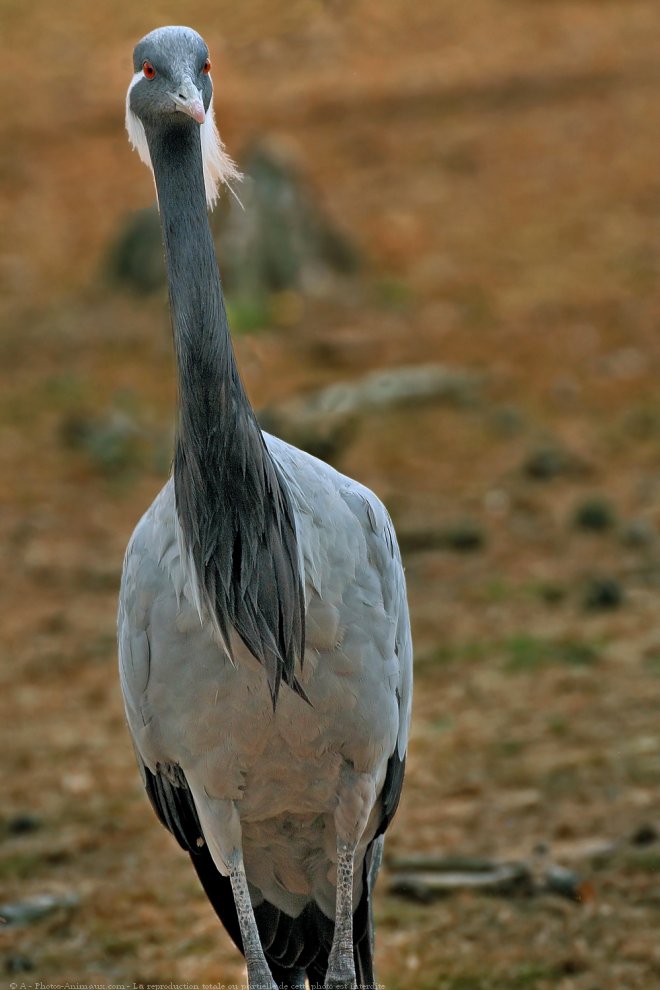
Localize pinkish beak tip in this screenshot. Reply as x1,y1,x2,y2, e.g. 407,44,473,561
190,101,206,124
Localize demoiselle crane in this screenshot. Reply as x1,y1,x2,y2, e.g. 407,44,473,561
118,26,412,990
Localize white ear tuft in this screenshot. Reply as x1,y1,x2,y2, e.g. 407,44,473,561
200,98,242,209
125,73,153,173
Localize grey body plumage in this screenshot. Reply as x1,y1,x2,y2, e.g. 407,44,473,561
119,26,412,990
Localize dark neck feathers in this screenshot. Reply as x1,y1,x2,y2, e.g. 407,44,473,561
147,121,305,705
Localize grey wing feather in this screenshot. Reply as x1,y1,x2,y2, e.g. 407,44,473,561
340,482,412,834
268,435,413,831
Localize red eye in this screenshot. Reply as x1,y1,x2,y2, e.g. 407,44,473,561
143,61,156,79
202,58,212,74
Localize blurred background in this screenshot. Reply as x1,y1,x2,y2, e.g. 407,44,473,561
2,1,660,987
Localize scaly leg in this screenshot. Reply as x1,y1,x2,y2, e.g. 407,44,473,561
229,850,278,990
325,764,377,990
325,838,358,990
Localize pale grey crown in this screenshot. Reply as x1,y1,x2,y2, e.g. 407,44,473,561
129,26,212,124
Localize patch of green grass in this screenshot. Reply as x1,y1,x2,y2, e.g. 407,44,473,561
96,931,139,958
498,737,527,757
504,634,599,671
419,634,601,676
375,899,432,929
480,577,513,603
623,850,660,874
86,631,118,659
42,372,87,407
430,715,454,734
0,851,48,881
621,403,660,442
373,276,414,309
527,580,567,606
547,715,570,737
451,282,496,328
643,651,660,675
225,294,272,333
418,640,491,672
487,404,525,437
542,764,581,796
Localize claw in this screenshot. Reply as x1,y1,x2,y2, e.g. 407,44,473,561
325,970,357,990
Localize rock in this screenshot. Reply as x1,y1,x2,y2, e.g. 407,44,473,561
0,892,80,927
215,139,360,300
388,852,586,904
389,863,532,902
259,364,482,458
60,409,146,476
106,207,164,294
543,864,584,901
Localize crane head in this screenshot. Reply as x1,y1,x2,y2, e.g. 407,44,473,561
126,25,241,208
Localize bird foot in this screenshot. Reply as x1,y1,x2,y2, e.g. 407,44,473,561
324,964,357,990
246,964,278,990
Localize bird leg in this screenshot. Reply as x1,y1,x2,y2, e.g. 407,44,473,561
228,850,278,990
325,838,358,990
326,765,377,990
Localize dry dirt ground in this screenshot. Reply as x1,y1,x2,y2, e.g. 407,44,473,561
2,2,660,988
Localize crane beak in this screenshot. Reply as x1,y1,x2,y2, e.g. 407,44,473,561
170,82,206,124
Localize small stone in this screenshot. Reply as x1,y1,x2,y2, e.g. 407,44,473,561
544,864,584,901
484,489,510,516
621,518,656,547
0,893,80,927
6,814,42,836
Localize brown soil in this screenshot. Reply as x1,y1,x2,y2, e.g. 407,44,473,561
2,2,660,988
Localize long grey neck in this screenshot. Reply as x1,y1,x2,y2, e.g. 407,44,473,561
149,124,250,462
146,120,305,705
